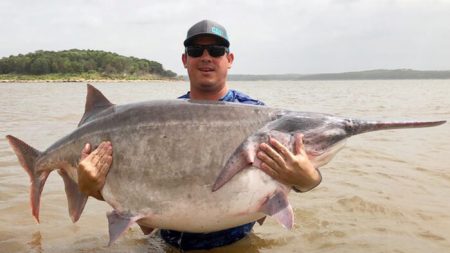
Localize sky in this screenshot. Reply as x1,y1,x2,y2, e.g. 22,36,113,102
1,0,449,75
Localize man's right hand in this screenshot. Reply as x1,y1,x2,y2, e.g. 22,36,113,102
78,141,113,200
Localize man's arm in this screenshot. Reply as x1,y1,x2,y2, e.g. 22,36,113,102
256,133,322,192
78,141,113,200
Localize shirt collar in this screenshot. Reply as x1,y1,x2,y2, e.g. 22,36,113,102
178,90,234,101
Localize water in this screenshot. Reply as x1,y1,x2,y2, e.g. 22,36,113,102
0,80,449,252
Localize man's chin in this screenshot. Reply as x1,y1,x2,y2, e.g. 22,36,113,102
196,77,217,88
198,82,219,91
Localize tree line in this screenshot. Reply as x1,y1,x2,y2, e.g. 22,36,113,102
227,69,450,81
0,49,177,78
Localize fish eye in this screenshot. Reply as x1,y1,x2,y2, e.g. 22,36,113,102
343,119,354,133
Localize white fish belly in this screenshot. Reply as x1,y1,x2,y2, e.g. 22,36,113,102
104,168,282,233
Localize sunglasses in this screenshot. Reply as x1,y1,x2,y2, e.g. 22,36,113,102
185,45,229,58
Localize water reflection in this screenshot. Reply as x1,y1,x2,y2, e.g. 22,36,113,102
27,231,42,253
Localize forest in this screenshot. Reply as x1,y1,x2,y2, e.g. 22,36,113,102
0,49,177,78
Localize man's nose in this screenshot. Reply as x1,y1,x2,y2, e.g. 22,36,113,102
199,49,213,61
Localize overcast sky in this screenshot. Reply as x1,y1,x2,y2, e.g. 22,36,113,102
1,0,449,75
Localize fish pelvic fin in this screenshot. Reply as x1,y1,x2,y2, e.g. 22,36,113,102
259,190,294,229
212,130,293,192
78,84,114,126
58,169,88,223
6,135,47,223
107,210,143,246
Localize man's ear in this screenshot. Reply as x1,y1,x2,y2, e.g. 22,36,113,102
227,52,234,69
182,53,188,68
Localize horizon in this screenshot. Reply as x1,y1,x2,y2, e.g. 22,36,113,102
2,49,449,76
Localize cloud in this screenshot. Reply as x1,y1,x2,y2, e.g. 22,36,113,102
1,0,449,74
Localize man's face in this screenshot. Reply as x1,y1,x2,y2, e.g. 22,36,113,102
182,36,234,95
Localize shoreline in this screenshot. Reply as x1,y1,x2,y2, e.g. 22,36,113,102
0,78,182,83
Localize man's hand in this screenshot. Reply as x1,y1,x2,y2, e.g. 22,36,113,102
78,141,113,200
256,134,322,192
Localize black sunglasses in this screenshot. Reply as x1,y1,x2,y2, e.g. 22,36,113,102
185,45,229,58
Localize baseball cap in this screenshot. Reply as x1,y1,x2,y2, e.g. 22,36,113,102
184,20,230,48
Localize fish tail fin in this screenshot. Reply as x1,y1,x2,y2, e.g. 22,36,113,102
6,135,48,223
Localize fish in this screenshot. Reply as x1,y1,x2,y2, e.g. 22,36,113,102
5,84,446,245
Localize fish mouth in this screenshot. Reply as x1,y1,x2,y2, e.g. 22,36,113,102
306,140,347,168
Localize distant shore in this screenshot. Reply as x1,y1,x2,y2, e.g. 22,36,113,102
0,79,180,83
3,69,450,83
0,74,182,83
226,69,450,81
181,69,450,81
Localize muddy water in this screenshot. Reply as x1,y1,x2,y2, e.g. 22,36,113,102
0,80,449,252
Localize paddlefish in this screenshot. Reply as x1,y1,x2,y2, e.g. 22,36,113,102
6,84,446,245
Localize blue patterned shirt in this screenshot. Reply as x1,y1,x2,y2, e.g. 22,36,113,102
178,89,265,105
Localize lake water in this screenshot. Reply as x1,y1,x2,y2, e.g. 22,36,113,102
0,80,449,253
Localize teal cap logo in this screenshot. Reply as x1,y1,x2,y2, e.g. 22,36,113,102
211,26,227,39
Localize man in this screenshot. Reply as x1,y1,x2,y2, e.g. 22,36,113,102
78,20,322,250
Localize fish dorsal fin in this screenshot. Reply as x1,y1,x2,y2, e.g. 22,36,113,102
78,84,114,126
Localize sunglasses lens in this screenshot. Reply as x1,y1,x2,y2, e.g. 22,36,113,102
208,46,226,57
186,46,228,58
187,47,204,57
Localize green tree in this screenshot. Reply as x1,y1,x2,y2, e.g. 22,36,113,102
30,57,50,75
0,49,177,77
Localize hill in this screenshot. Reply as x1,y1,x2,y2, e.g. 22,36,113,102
227,69,450,81
0,49,177,81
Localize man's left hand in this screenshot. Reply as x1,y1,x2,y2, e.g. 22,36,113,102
256,134,321,192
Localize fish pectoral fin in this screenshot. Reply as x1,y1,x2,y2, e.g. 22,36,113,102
212,140,258,192
107,210,142,246
58,169,88,223
259,191,294,229
212,130,293,192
